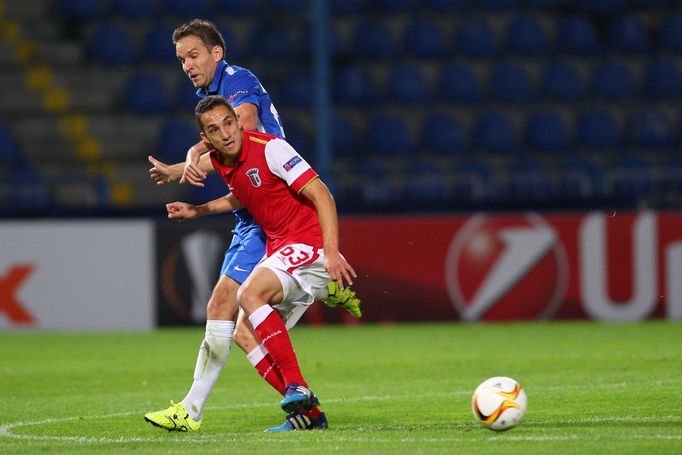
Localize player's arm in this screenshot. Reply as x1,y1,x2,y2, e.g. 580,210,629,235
300,178,357,289
148,143,214,186
234,102,259,132
166,192,243,221
180,141,216,187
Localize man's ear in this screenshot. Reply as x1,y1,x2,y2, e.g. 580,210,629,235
212,45,224,62
200,132,212,148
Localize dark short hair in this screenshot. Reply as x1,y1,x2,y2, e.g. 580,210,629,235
195,95,236,131
172,19,226,55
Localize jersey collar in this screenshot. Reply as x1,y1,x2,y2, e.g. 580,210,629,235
196,60,228,97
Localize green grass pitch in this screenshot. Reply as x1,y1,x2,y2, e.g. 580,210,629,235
1,322,681,454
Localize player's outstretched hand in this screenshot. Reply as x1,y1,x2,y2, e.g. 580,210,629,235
166,202,198,222
148,155,174,185
325,251,357,290
179,162,207,187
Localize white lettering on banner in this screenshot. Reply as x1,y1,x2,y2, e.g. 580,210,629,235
666,243,682,319
580,212,657,321
181,231,224,322
462,227,556,321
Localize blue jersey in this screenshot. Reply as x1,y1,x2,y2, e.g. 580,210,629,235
197,60,285,235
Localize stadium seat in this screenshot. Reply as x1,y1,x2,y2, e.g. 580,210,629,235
212,0,259,15
504,158,554,202
163,0,211,16
280,119,312,159
175,77,199,111
626,108,675,148
606,14,650,54
561,156,604,200
608,154,654,202
332,113,362,156
539,62,585,102
4,167,51,210
423,0,470,11
333,66,375,105
216,23,248,60
156,119,200,164
351,21,395,58
366,114,414,156
88,24,136,64
524,110,572,152
488,62,534,103
0,123,24,166
453,19,498,57
56,0,108,18
557,15,601,55
526,0,571,6
386,65,431,104
279,73,313,108
111,0,158,18
403,19,447,59
657,14,682,52
473,110,519,154
252,26,297,60
263,0,309,14
143,24,177,64
643,59,682,99
590,62,636,100
330,0,365,14
504,16,549,56
420,112,468,155
577,0,624,13
576,109,622,149
479,0,523,10
408,161,451,206
438,64,484,104
124,72,172,115
370,0,412,13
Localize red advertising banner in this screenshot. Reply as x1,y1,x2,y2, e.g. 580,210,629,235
328,211,682,323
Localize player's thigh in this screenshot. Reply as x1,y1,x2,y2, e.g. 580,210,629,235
237,267,284,315
221,230,266,285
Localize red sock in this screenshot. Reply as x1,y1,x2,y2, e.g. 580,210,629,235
302,406,322,418
250,307,307,387
254,353,286,395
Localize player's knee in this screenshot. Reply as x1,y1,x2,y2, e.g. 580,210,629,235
206,277,240,318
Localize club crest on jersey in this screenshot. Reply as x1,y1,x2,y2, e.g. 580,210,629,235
246,168,261,187
283,156,302,171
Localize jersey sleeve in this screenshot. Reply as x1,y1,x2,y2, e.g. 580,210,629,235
264,138,317,192
218,67,260,107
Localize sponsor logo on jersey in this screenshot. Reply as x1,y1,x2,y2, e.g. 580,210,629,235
228,90,249,103
283,156,302,171
246,168,262,187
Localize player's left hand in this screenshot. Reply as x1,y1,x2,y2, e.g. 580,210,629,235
325,251,357,290
166,202,198,221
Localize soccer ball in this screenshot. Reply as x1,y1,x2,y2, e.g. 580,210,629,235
471,376,527,431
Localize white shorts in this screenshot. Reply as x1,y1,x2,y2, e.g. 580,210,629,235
255,243,329,329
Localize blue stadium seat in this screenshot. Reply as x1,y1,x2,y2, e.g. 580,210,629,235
524,110,572,152
527,0,571,6
577,0,624,13
576,109,622,149
367,114,414,156
505,16,549,56
488,62,534,103
88,24,136,64
504,158,554,202
216,23,248,60
156,119,200,164
420,113,468,155
386,65,431,104
539,62,585,102
213,0,259,15
371,0,412,13
332,113,361,156
0,123,24,166
473,110,519,154
657,14,682,52
56,0,108,18
408,161,451,206
606,14,650,54
143,24,177,63
4,167,50,210
557,15,601,55
643,59,682,99
280,119,312,159
454,19,498,57
562,156,604,199
480,0,523,10
438,64,483,104
175,77,199,111
251,27,297,60
424,0,470,11
333,66,375,105
330,0,365,14
279,73,313,108
590,62,636,100
111,0,158,18
403,19,447,58
352,21,395,58
162,0,211,16
626,108,675,148
125,72,172,115
609,154,654,202
263,0,309,14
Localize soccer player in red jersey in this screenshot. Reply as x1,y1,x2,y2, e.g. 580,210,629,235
164,95,356,431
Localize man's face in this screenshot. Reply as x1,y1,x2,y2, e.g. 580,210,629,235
200,105,243,160
175,35,221,89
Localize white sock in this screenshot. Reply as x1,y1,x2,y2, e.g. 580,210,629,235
182,320,234,420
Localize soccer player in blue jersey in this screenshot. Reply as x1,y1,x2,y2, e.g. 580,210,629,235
144,19,358,433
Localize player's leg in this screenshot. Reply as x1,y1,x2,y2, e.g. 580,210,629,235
145,241,243,431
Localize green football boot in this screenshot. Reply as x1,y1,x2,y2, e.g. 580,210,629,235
144,401,202,432
324,281,362,318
